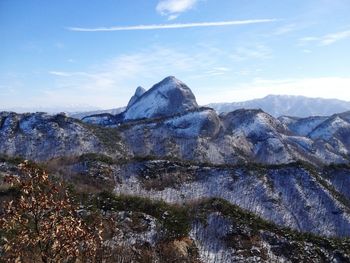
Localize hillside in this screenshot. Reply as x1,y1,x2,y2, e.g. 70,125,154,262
1,77,350,262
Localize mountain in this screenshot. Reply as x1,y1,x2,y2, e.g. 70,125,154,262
68,107,125,120
280,112,350,156
126,86,146,110
124,76,199,121
2,156,349,262
1,76,350,262
1,158,349,262
74,94,350,121
207,95,350,117
0,111,129,160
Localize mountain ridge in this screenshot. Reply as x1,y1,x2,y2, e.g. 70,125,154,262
73,94,350,120
208,94,350,117
1,76,350,258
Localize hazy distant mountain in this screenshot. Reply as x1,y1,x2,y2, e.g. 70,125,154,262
72,94,350,121
0,106,101,115
69,107,125,120
207,95,350,117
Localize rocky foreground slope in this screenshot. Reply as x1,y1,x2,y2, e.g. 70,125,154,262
1,157,350,262
1,76,350,262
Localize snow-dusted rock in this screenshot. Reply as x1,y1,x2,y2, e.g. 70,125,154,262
124,76,199,121
279,115,328,136
126,86,146,110
0,112,129,161
82,113,117,126
114,160,350,238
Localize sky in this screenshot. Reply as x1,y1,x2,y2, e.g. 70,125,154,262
1,0,350,112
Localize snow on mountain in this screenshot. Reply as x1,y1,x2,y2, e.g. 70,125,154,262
2,76,350,259
208,95,350,117
81,113,117,126
124,76,199,121
222,109,288,138
126,86,146,110
278,116,328,136
338,111,350,122
114,160,350,238
0,111,129,160
221,109,294,164
73,77,350,166
164,109,221,138
309,116,350,140
75,93,350,122
281,112,350,157
69,107,125,120
3,77,350,166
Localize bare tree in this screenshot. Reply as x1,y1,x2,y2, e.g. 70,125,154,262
0,162,102,263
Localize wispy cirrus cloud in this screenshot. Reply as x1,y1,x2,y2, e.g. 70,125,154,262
156,0,197,20
46,46,232,107
230,44,272,61
49,71,74,77
300,29,350,46
273,23,298,35
67,19,277,32
49,71,90,77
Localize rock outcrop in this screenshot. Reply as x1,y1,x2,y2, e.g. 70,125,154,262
124,76,199,121
126,86,146,110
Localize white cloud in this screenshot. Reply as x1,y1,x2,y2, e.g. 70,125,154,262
273,23,297,35
300,29,350,46
156,0,197,19
205,67,231,76
53,42,65,49
320,30,350,45
49,71,73,77
67,19,277,32
46,46,228,108
230,44,272,61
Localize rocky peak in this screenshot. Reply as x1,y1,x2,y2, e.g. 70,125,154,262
123,76,199,121
126,86,146,110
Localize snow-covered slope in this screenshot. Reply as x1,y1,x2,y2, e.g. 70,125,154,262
69,107,125,120
0,112,129,160
208,95,350,117
3,77,350,166
111,159,350,238
126,86,146,110
124,76,199,121
117,107,348,165
281,113,350,157
278,116,328,136
74,77,350,166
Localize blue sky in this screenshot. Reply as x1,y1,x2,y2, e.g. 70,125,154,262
1,0,350,112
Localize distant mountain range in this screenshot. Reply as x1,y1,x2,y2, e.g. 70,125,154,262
69,107,125,120
207,95,350,117
70,94,350,120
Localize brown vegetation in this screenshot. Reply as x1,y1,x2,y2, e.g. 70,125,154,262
0,162,102,263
